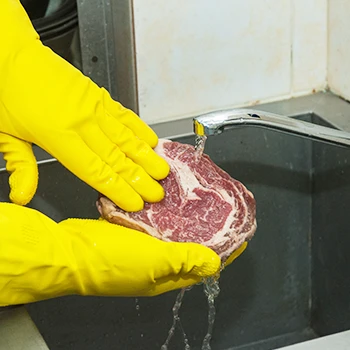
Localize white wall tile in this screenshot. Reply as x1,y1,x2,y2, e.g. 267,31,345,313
292,0,327,95
133,0,328,124
328,0,350,100
134,0,292,124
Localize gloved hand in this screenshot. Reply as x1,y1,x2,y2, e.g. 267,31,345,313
0,0,169,212
0,134,247,305
0,202,223,306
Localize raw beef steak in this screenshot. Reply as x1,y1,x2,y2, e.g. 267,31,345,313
97,139,257,261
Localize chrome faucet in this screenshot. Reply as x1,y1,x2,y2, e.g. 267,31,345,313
193,108,350,148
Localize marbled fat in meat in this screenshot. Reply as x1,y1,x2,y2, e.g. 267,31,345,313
97,139,257,261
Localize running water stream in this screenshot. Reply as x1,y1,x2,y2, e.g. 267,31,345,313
160,288,191,350
161,135,220,349
194,135,207,161
201,277,220,350
160,278,220,350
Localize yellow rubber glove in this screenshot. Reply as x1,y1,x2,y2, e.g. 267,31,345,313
0,0,169,212
0,133,38,205
0,202,223,306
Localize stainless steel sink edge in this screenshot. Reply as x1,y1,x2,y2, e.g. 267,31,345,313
277,330,350,350
0,307,49,350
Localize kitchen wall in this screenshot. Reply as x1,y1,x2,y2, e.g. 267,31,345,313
328,0,350,101
133,0,327,124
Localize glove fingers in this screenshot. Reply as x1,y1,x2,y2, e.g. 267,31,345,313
98,112,170,181
0,133,38,205
224,242,248,267
156,241,221,278
145,275,202,296
82,125,165,203
59,219,221,296
147,242,248,296
52,135,144,211
137,241,220,296
102,90,159,148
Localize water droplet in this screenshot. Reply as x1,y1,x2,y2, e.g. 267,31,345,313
135,298,141,314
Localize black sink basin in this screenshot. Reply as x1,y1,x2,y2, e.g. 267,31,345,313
0,92,349,349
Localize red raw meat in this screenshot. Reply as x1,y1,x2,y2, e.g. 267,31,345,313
97,139,257,261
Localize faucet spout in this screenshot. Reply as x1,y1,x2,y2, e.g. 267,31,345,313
193,108,350,148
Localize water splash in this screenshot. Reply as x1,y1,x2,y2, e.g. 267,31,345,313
194,135,207,162
161,288,191,350
201,277,220,350
160,277,220,350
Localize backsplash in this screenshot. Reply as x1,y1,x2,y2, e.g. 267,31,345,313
133,0,327,124
328,0,350,101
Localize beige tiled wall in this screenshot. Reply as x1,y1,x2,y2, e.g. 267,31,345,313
292,0,327,95
328,0,350,101
133,0,327,124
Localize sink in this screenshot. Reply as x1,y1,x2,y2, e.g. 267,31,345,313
0,92,350,349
